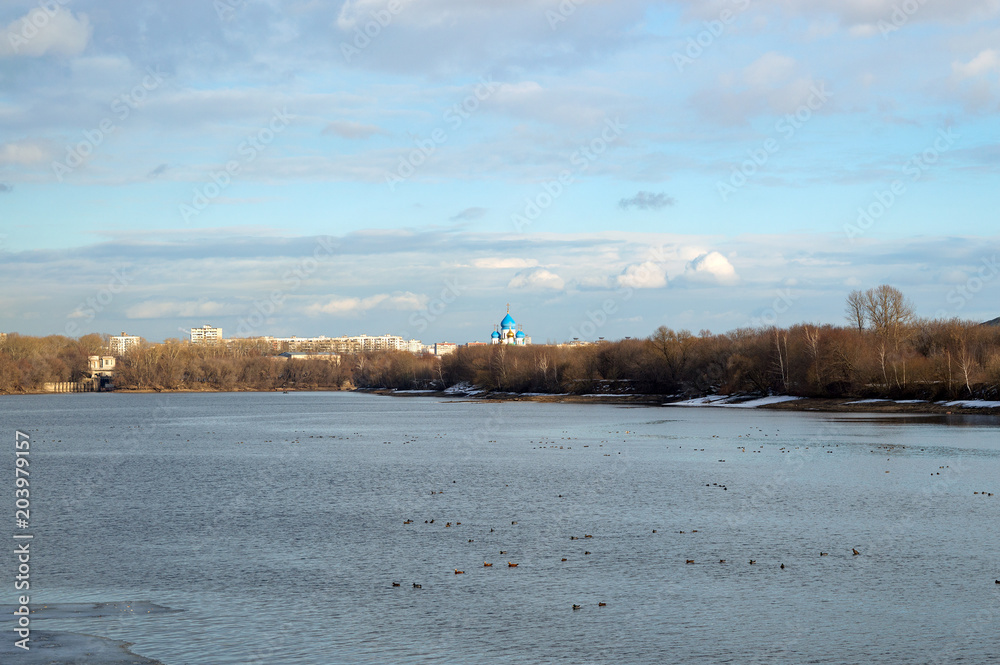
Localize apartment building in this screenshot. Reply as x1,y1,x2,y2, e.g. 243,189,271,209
109,332,141,356
190,325,223,344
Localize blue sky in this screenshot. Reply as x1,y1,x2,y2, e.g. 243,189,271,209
1,0,998,343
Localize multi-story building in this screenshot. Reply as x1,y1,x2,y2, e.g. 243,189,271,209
87,355,116,375
240,334,428,354
433,343,457,356
350,334,400,352
405,339,427,354
190,325,223,344
261,336,359,354
109,332,141,356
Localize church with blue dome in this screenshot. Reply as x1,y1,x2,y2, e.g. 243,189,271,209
491,304,530,346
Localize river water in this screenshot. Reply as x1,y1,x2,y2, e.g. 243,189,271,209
2,391,999,664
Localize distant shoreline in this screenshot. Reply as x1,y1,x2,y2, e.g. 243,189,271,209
3,386,999,415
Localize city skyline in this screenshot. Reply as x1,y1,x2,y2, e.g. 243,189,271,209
1,2,998,343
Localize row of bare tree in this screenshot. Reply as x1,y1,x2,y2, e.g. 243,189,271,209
1,287,997,398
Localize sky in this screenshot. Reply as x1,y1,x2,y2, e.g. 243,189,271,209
1,0,998,344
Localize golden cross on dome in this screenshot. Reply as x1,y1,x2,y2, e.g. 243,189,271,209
506,302,510,313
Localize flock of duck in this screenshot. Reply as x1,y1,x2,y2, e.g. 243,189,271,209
390,514,884,608
390,512,617,607
685,547,861,567
385,424,1000,607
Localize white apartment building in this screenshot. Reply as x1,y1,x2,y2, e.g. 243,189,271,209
242,334,428,354
190,325,223,344
109,332,141,356
405,339,427,354
433,343,457,356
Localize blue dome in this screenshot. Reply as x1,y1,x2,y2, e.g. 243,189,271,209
491,331,501,339
515,330,526,338
501,313,516,329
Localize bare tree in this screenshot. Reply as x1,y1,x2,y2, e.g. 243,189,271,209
803,325,822,391
860,285,916,388
772,327,789,393
863,285,915,351
845,289,867,334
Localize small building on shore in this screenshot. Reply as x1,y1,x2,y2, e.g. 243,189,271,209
88,355,116,376
275,352,341,364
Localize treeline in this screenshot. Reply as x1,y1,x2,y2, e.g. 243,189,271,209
0,333,106,390
2,287,998,399
369,287,1000,400
111,341,354,391
0,335,354,393
430,317,1000,400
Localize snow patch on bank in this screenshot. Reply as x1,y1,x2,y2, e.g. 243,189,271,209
942,400,1000,409
844,399,929,405
667,395,803,408
443,382,485,396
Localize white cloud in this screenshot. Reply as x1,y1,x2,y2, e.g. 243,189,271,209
306,292,428,316
493,80,545,102
474,257,539,269
0,8,92,58
681,251,740,286
508,268,565,291
0,140,49,166
952,49,1000,80
743,52,797,88
335,0,420,30
848,23,879,38
735,0,1000,28
125,300,239,319
322,120,387,139
616,261,668,289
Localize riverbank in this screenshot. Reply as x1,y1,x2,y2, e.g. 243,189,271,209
5,385,999,415
377,388,1000,415
0,385,347,396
